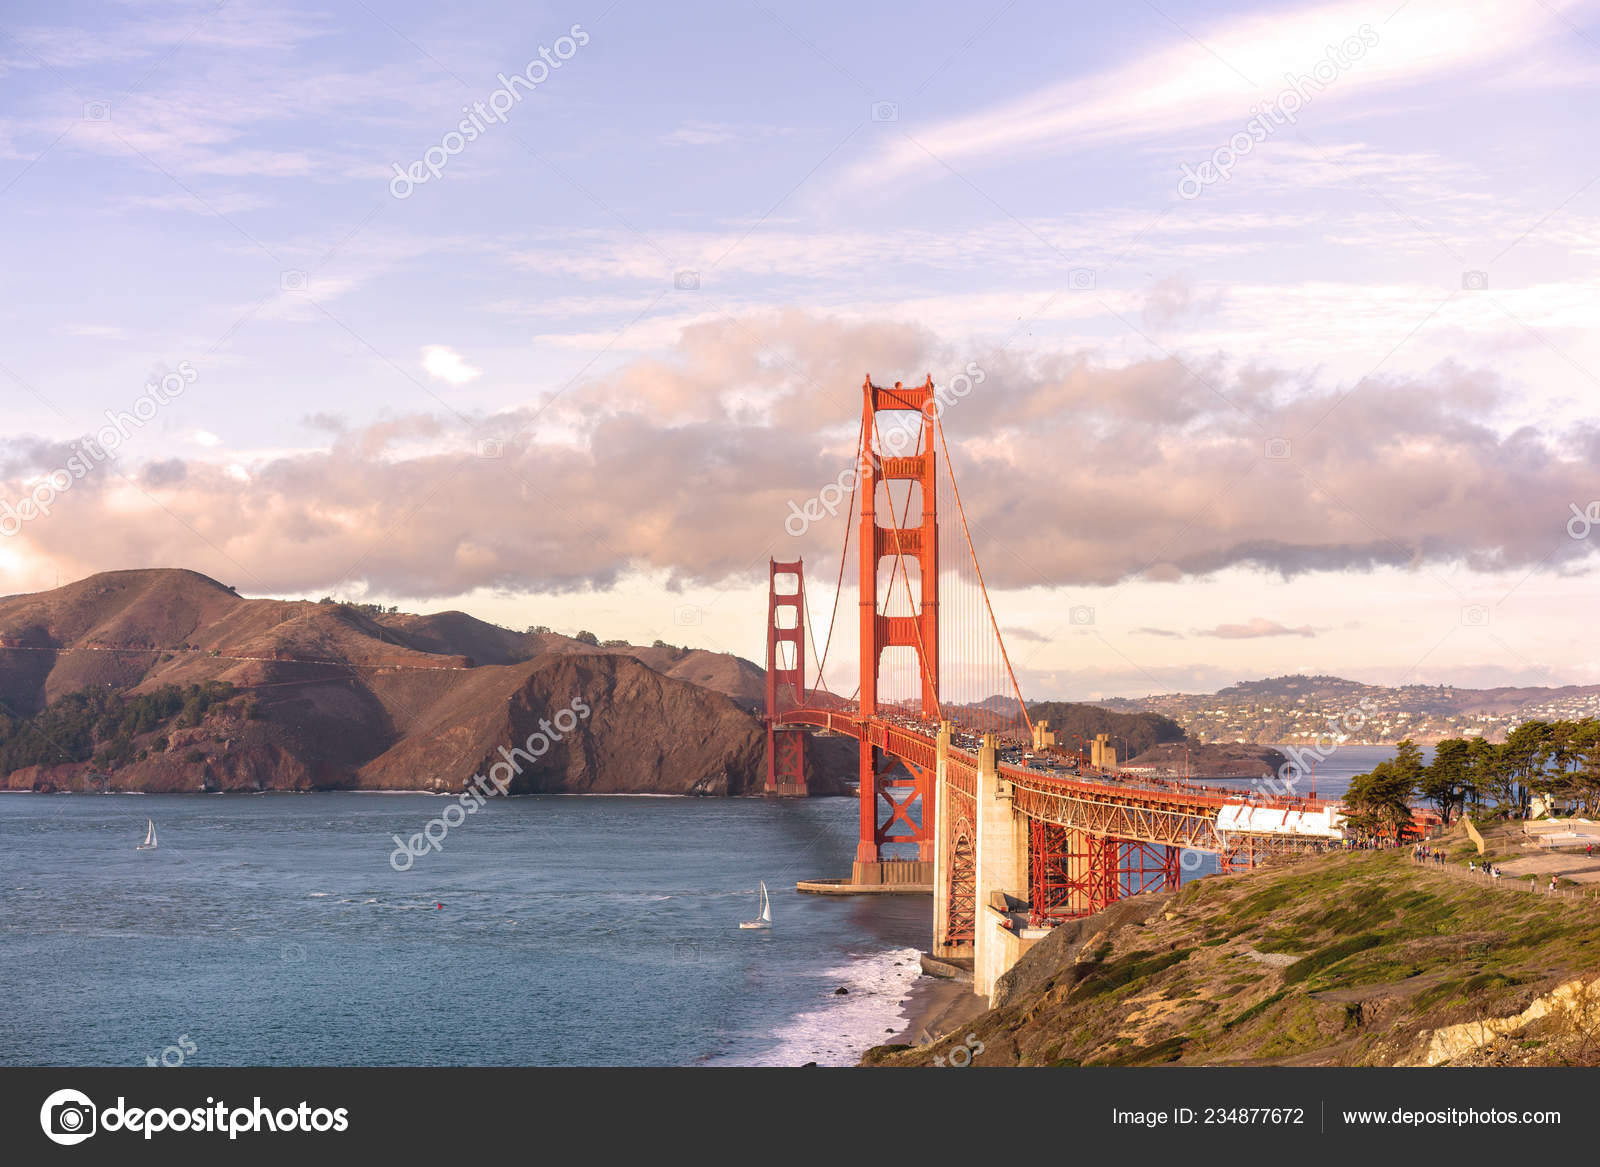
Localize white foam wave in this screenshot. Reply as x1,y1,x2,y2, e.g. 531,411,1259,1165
710,948,924,1067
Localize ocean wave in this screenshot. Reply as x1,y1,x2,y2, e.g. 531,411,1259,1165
707,947,924,1067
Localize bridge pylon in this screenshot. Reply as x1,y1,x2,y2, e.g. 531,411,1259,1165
764,559,808,797
854,375,938,880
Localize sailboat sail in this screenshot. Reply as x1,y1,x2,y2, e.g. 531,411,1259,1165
137,819,157,850
739,880,773,929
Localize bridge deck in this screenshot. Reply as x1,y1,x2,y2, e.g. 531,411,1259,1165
776,708,1334,853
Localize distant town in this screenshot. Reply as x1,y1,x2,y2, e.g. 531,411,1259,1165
1095,674,1600,745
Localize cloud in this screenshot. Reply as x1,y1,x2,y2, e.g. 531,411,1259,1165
661,121,740,146
1004,627,1050,643
0,311,1595,600
1197,618,1322,639
139,459,186,488
1141,276,1202,331
125,191,274,215
420,346,481,386
1133,627,1185,639
191,430,222,448
836,0,1578,190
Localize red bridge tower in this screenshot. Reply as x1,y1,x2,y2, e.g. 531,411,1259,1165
856,375,938,879
764,559,808,796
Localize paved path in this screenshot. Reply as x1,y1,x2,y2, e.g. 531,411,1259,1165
1409,854,1600,903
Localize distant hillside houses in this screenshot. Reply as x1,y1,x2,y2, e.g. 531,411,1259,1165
1096,674,1600,745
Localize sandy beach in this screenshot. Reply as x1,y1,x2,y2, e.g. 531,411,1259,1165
888,973,988,1048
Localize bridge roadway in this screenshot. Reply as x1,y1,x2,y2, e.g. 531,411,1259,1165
776,707,1334,856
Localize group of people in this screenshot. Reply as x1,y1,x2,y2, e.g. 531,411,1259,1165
1465,859,1505,880
1422,850,1569,893
1345,835,1398,850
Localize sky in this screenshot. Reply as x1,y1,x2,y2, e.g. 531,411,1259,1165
1,0,1598,700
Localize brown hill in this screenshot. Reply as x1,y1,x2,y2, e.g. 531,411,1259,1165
358,652,763,795
371,609,765,709
0,569,837,796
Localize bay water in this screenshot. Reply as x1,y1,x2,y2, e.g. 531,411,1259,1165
0,792,926,1067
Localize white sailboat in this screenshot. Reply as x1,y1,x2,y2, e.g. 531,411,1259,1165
739,881,772,930
136,819,158,851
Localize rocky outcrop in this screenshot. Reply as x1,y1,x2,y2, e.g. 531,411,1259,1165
1409,977,1600,1066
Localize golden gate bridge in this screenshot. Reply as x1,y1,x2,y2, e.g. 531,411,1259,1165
762,375,1339,998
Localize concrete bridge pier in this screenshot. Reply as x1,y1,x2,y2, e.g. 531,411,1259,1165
974,732,1037,1001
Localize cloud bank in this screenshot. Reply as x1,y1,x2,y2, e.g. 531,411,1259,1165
2,312,1594,600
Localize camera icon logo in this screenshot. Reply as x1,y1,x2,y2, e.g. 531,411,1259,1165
1462,270,1488,291
674,270,700,291
280,270,308,292
1265,437,1292,460
280,941,308,963
1067,267,1096,291
871,101,899,122
476,438,504,460
1069,605,1095,626
1461,604,1490,627
672,941,702,963
83,101,111,122
40,1088,97,1146
674,604,702,627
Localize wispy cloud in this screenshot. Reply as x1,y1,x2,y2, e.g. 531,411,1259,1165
661,121,740,146
1197,618,1322,639
837,0,1581,189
